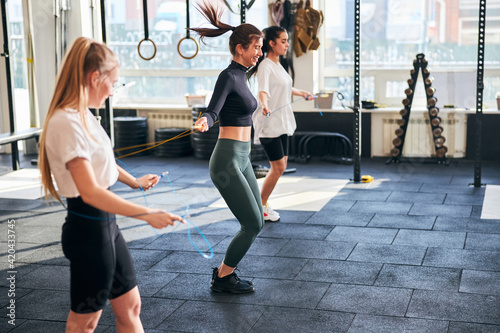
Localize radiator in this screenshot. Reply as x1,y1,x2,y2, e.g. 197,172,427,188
137,111,192,143
382,113,466,158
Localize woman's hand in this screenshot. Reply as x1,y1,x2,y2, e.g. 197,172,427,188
117,165,158,190
261,104,272,116
303,91,314,101
292,88,314,101
194,117,209,132
134,174,159,191
68,158,185,226
141,209,186,229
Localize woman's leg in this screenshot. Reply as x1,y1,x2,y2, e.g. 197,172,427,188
209,140,263,292
217,262,237,277
109,286,144,333
260,135,289,206
62,202,115,326
63,199,139,331
108,225,142,332
216,156,265,277
212,158,264,268
66,311,102,333
261,156,287,206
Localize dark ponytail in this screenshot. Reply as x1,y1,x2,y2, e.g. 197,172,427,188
247,26,286,79
190,0,262,56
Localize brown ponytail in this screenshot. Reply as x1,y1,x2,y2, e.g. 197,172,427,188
190,0,262,56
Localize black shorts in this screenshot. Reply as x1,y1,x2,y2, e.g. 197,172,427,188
260,134,290,161
62,197,137,314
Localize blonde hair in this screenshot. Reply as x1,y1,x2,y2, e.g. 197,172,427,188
38,37,118,202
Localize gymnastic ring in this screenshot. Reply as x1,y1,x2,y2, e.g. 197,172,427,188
137,38,157,61
177,36,199,60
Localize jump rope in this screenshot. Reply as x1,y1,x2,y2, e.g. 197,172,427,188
63,94,325,259
116,159,214,259
263,94,323,123
63,156,214,259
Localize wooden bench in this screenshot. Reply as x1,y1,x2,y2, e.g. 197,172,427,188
0,128,42,171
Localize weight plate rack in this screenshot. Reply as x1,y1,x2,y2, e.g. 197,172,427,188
389,53,447,164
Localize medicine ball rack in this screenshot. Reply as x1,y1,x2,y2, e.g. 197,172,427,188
387,53,449,165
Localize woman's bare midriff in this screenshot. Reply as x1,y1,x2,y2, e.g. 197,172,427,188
218,126,252,142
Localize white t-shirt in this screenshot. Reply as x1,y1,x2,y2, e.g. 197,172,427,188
45,108,118,198
252,57,296,144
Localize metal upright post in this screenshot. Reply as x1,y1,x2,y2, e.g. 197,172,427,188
240,0,246,24
1,0,19,170
100,0,113,145
352,0,361,182
473,0,486,187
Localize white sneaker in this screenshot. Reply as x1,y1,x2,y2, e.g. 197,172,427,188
263,205,280,222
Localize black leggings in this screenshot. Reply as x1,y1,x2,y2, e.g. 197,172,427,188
62,197,137,314
209,139,264,268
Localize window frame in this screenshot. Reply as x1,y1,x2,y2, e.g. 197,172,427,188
318,0,500,109
107,0,268,107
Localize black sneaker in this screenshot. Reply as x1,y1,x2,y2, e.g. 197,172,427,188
210,267,255,294
211,267,254,285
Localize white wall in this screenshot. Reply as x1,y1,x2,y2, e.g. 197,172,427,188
292,52,318,111
30,0,98,124
30,0,56,124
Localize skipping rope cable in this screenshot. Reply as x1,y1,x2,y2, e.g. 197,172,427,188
62,158,214,259
54,93,330,257
263,94,324,124
116,158,214,259
113,95,322,158
66,94,324,254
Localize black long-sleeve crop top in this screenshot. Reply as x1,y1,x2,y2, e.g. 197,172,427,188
201,61,257,128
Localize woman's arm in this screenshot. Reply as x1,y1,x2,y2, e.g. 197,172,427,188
117,164,159,191
200,71,234,128
258,91,272,116
292,88,314,100
67,157,183,228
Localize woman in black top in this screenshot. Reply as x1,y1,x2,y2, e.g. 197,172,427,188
192,1,263,293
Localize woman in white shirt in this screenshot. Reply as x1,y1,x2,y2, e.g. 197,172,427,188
248,26,313,221
38,37,184,332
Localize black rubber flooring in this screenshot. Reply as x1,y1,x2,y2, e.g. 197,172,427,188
1,153,500,332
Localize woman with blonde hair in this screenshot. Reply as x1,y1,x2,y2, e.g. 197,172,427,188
192,1,264,293
38,37,184,332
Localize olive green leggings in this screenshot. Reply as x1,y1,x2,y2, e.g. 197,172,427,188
209,139,264,268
